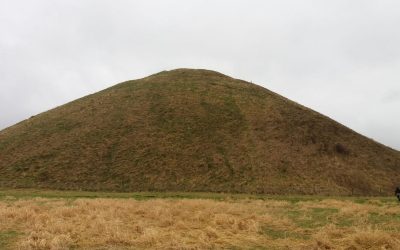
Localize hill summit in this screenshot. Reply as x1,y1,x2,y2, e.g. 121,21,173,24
0,69,399,195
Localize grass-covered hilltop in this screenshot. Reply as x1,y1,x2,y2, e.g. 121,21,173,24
0,69,399,195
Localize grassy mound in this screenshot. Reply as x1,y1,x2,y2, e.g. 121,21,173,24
0,69,399,194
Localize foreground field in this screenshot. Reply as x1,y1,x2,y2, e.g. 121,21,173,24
0,190,400,249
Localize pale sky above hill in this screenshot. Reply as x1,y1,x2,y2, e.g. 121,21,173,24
0,0,399,150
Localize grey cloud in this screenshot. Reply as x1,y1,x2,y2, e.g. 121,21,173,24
0,0,399,149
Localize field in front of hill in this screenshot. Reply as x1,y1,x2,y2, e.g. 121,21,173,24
0,189,400,249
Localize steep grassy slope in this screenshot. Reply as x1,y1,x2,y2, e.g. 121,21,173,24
0,69,399,195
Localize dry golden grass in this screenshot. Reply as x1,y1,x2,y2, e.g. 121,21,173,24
1,196,400,249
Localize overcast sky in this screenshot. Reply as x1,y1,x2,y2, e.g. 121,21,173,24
0,0,399,150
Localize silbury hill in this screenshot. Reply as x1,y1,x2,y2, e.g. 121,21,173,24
0,69,399,195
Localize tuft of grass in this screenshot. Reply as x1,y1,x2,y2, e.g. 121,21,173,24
297,208,339,228
0,231,21,249
262,227,309,240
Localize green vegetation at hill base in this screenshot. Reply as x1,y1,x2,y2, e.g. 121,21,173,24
0,189,395,203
